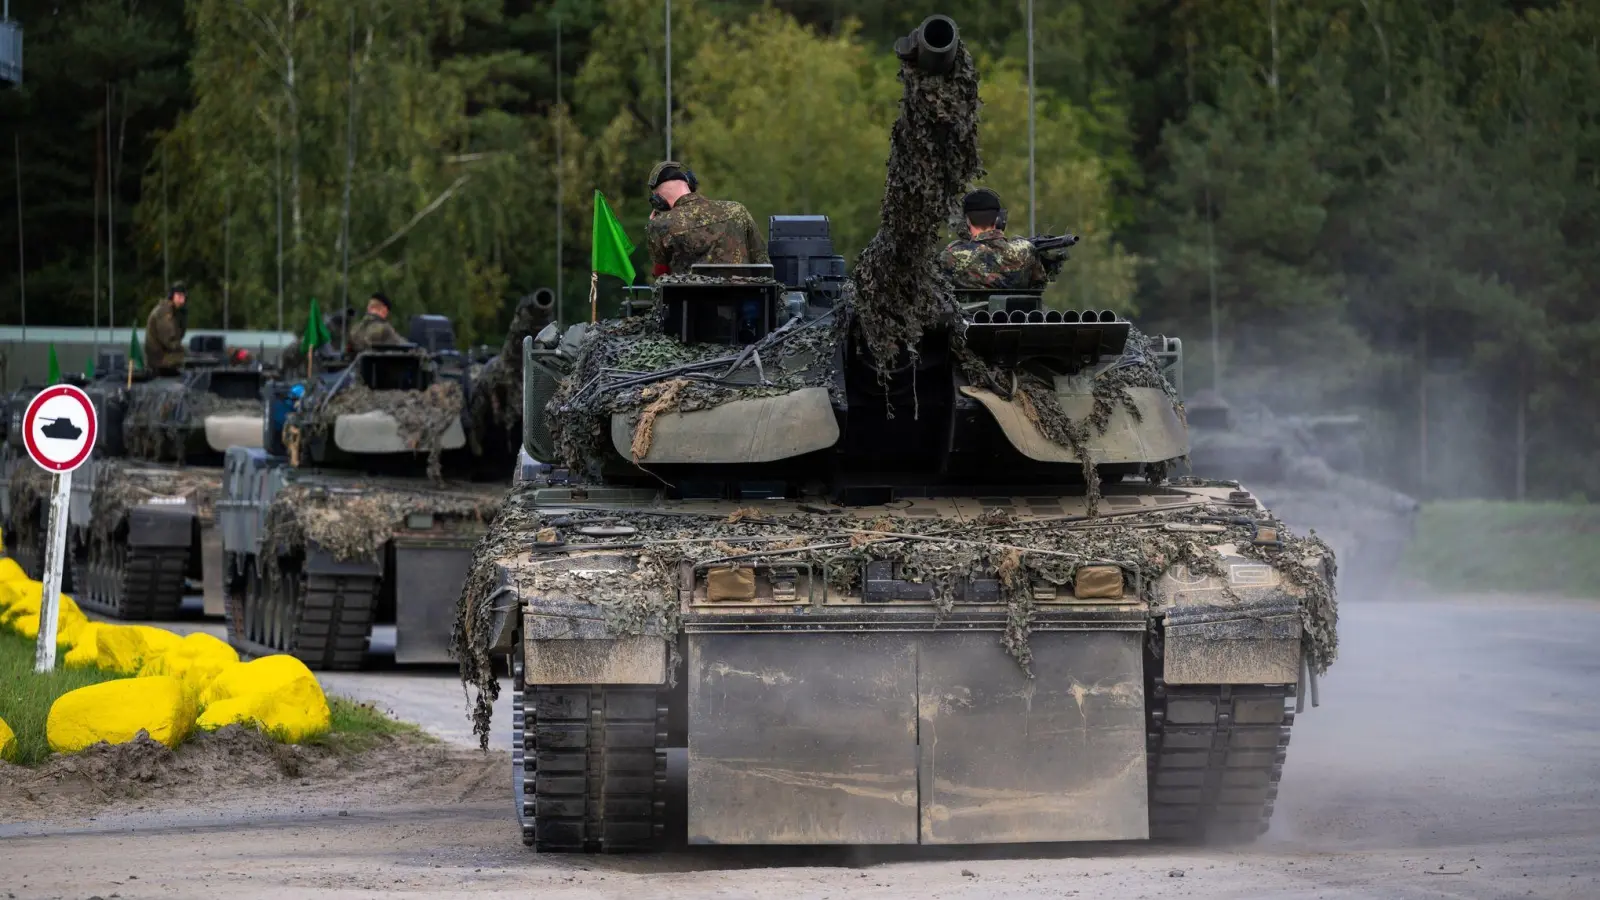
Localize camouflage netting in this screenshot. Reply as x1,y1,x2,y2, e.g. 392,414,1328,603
453,484,1337,748
291,380,464,481
125,385,259,462
851,39,983,378
6,461,50,557
86,461,221,555
957,326,1185,515
257,477,501,584
545,284,840,473
468,298,556,458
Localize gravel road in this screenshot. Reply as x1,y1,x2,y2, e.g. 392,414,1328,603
5,592,1597,899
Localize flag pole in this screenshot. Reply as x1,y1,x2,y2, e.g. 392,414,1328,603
589,272,598,324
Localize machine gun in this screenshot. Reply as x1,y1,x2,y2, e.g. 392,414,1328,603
1028,232,1079,279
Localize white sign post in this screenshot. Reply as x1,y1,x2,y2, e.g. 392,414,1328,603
21,384,97,673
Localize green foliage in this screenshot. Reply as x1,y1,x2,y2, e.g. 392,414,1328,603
305,697,430,755
1401,501,1600,598
4,0,1600,501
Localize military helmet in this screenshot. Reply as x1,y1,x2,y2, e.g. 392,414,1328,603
647,160,699,193
369,291,392,312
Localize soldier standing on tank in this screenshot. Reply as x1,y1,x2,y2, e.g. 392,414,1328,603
644,161,770,277
937,189,1048,289
347,292,407,352
144,282,188,375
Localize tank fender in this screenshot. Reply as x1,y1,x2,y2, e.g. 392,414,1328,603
1161,596,1303,686
959,384,1187,464
520,595,669,686
127,503,197,549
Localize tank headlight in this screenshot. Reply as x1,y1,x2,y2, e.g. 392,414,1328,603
1072,565,1125,600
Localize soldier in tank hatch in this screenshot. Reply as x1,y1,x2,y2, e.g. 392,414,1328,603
144,282,189,375
348,291,407,352
644,161,770,276
937,188,1048,290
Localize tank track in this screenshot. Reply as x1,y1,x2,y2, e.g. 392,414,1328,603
227,559,377,671
1146,679,1294,842
72,539,187,621
519,681,669,853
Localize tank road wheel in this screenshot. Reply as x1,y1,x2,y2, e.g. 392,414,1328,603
525,683,669,853
1147,680,1294,843
75,533,188,622
226,555,376,671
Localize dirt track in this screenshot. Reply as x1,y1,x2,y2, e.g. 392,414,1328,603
3,592,1598,899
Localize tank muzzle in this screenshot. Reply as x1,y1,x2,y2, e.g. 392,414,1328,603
894,15,960,75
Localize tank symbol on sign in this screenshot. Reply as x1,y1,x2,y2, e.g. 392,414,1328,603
38,417,84,441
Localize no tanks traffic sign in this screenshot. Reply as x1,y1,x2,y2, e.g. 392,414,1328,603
22,384,97,473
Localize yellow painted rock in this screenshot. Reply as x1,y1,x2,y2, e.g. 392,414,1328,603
63,621,104,668
199,654,318,709
6,592,88,645
0,556,25,584
140,632,240,698
196,673,331,744
95,624,183,676
0,715,15,762
46,676,196,753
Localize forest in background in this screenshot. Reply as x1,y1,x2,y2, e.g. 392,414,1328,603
0,0,1596,501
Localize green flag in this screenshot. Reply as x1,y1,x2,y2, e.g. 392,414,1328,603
46,344,60,385
302,297,332,352
128,329,145,368
591,191,636,283
85,355,95,380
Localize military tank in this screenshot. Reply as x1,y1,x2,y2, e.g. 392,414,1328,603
0,341,267,620
220,314,509,670
1184,389,1418,590
453,14,1336,852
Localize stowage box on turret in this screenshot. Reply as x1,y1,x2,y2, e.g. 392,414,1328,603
219,317,511,670
455,14,1337,851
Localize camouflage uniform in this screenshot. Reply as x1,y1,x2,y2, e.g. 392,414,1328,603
937,229,1047,290
646,192,770,275
348,312,405,352
144,298,187,371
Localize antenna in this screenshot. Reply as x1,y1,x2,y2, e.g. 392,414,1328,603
555,12,564,330
1027,0,1036,235
664,0,673,159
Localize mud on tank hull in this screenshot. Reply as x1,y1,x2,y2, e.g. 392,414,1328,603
485,484,1317,851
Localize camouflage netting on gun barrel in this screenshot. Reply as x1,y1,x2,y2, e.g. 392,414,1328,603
452,484,1337,748
468,299,557,458
257,477,501,583
545,282,841,473
86,461,221,555
851,38,982,378
125,387,259,462
294,381,464,481
957,325,1185,515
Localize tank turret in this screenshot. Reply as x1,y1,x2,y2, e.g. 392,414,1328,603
456,14,1337,853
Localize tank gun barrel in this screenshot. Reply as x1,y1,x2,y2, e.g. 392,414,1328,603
893,15,959,75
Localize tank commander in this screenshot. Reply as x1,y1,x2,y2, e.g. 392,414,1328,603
644,161,770,277
348,292,407,352
937,188,1047,289
144,282,189,375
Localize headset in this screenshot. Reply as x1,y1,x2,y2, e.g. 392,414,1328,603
647,162,699,212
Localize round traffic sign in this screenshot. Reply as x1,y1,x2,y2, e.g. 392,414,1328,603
22,384,98,473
